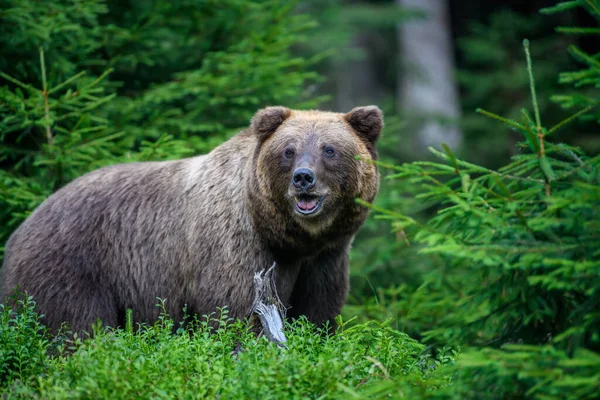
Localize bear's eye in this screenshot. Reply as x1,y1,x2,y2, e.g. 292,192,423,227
324,147,335,157
284,149,295,159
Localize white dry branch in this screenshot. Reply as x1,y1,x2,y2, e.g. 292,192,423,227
249,262,288,347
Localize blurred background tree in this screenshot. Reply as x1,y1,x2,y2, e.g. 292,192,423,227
397,0,462,152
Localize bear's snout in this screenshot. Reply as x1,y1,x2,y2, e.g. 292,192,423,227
292,167,316,191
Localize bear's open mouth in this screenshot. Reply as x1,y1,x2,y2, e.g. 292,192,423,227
294,194,323,215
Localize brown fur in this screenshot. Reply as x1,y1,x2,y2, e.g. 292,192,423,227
0,106,383,334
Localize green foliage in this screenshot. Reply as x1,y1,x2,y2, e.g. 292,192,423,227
452,345,600,400
0,295,50,387
356,2,600,398
0,296,456,399
98,0,325,151
542,1,600,116
456,9,573,167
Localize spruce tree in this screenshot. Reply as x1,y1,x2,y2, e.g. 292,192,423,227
361,1,600,398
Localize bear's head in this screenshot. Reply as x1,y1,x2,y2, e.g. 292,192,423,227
248,106,382,240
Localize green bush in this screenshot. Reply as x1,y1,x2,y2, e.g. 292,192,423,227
0,297,455,399
0,294,50,389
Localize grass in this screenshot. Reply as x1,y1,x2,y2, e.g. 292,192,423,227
0,296,456,399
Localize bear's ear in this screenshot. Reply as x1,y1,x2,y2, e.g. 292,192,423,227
344,105,384,146
251,107,292,141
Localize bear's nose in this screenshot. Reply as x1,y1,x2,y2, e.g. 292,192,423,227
292,168,316,190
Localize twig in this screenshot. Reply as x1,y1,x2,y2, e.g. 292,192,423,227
524,39,552,196
249,262,288,347
40,48,52,144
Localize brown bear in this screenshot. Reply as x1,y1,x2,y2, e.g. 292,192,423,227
0,105,382,334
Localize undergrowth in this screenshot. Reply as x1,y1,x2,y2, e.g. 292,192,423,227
0,295,456,399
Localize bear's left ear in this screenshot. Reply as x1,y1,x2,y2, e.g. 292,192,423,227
251,106,292,141
344,106,384,147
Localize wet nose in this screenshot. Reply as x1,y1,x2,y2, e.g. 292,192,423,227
292,168,316,190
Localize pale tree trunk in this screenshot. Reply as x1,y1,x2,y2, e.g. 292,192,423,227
334,33,383,112
397,0,462,152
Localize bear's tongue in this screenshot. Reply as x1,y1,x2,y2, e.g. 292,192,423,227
298,196,318,211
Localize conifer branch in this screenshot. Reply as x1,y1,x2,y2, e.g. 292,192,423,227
568,45,600,69
523,40,542,131
547,106,593,135
524,39,553,196
556,26,600,34
39,48,52,144
585,0,600,16
427,148,545,184
476,108,525,131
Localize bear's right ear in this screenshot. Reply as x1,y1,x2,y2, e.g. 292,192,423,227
251,107,292,141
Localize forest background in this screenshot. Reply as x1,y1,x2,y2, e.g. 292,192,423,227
1,0,599,398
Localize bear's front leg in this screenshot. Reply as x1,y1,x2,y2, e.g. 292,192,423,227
286,248,349,332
